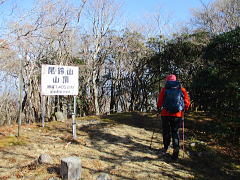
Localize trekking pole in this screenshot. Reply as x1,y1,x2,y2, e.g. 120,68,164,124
150,128,155,149
182,117,185,158
149,113,159,149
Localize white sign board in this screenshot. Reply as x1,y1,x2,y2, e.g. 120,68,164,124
41,64,79,95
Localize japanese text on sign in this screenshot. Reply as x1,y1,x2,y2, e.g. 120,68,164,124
41,64,79,95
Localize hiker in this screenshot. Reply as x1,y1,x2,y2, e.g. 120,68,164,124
157,74,190,160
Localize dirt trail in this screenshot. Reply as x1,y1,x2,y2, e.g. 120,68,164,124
0,112,239,179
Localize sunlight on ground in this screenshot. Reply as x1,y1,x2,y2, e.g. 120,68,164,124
0,112,239,179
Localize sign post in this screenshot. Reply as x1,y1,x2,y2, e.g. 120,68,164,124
41,95,45,128
72,96,77,139
41,64,79,139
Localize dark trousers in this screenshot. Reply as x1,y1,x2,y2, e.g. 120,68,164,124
161,116,182,150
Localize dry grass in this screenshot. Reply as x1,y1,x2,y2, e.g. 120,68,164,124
0,112,239,180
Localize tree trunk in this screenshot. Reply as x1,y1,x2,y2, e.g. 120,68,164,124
93,72,100,115
110,81,115,114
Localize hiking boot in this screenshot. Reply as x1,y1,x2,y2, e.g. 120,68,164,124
171,148,179,161
159,148,168,155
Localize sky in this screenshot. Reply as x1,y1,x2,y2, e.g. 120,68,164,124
0,0,214,36
0,0,214,22
121,0,213,22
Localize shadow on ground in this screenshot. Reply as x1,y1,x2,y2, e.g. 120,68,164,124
78,121,185,179
78,111,240,180
26,111,240,179
100,111,161,131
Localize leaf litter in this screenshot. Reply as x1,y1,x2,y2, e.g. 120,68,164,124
0,112,239,179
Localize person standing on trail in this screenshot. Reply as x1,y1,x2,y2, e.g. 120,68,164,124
157,74,190,160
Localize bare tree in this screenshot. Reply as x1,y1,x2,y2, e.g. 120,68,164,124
3,0,87,125
82,0,122,115
191,0,240,34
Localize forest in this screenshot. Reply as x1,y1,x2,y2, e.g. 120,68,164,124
0,0,239,124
